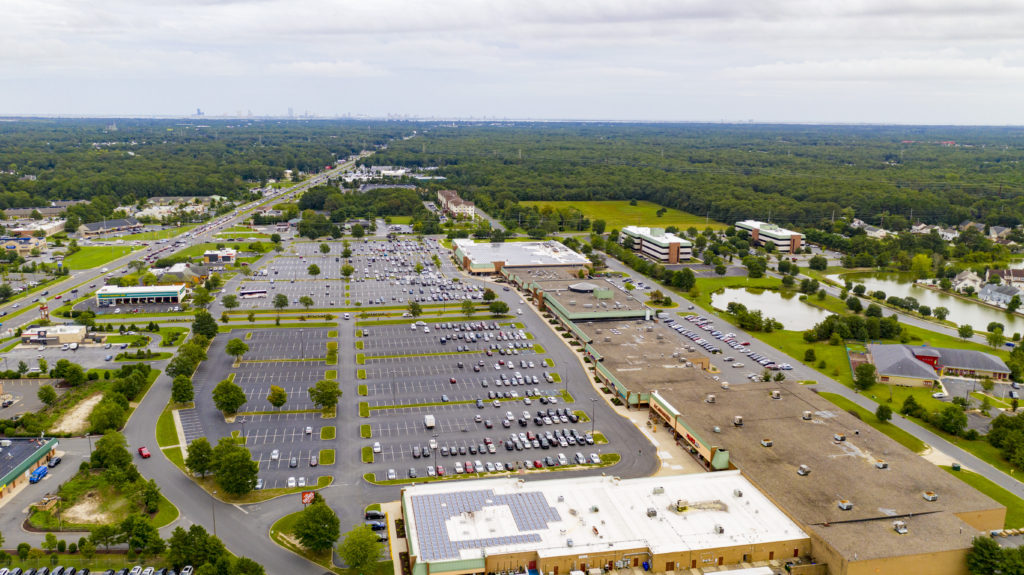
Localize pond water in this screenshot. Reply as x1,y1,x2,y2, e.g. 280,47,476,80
838,271,1024,334
710,288,834,331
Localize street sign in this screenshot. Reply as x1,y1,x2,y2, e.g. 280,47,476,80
301,491,315,505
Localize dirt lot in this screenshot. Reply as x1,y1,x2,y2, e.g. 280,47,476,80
49,393,103,434
62,490,113,525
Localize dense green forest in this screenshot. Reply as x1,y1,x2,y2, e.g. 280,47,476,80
370,123,1024,228
0,118,412,222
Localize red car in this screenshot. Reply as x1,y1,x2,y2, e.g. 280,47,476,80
436,465,445,476
464,461,475,473
138,446,151,459
533,460,543,469
449,378,457,384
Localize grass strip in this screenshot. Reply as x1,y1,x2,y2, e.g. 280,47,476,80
818,392,928,453
328,330,338,337
156,405,178,448
358,369,366,379
355,341,364,350
942,466,1024,528
362,446,374,463
359,402,369,417
551,373,562,383
319,449,335,465
357,353,365,365
545,358,554,367
358,384,368,396
360,424,372,438
320,426,336,440
593,432,608,444
534,344,546,353
573,410,590,422
325,369,337,379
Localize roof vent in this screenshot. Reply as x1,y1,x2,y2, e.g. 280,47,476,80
875,460,889,469
706,394,716,404
771,390,781,400
646,507,658,518
721,382,730,390
761,438,773,447
838,500,853,510
923,491,938,502
733,415,744,427
834,433,846,442
797,464,811,476
733,489,744,498
714,524,724,534
802,410,813,420
567,538,574,547
558,495,564,502
893,520,908,534
652,486,664,495
713,426,721,433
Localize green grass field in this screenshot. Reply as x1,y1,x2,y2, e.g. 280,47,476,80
942,466,1024,528
519,200,726,230
215,232,271,239
62,245,141,269
388,215,413,224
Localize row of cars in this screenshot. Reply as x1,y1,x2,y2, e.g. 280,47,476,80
385,449,603,480
676,315,793,371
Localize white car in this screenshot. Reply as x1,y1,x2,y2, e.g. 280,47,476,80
270,449,280,460
287,477,297,488
373,442,381,453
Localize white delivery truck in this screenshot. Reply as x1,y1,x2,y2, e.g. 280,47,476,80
424,414,435,429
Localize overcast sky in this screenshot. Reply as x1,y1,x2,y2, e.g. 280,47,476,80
4,0,1024,124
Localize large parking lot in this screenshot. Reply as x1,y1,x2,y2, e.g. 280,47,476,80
188,327,334,490
361,320,608,481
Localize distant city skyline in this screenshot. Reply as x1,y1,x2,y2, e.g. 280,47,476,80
4,1,1024,125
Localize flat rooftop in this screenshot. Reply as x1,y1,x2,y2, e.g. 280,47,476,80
539,278,648,314
96,284,187,295
0,438,57,485
22,324,86,335
454,239,590,268
403,472,807,563
652,380,1003,561
578,320,708,393
621,226,691,247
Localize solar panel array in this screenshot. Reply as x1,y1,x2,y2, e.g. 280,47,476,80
410,489,562,561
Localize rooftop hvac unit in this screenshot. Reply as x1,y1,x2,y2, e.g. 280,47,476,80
567,539,574,547
771,390,781,400
657,334,664,340
604,337,611,343
721,382,730,390
558,495,565,502
802,411,813,420
583,303,593,308
706,394,716,404
733,489,744,498
569,300,576,306
646,326,654,332
652,486,665,495
595,329,602,334
714,524,725,534
834,433,847,442
923,491,939,502
733,415,744,427
893,520,909,534
797,464,811,476
713,426,722,433
0,440,10,447
875,460,889,469
838,500,853,510
761,438,773,447
647,507,658,518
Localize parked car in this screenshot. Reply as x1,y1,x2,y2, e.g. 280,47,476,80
137,447,151,459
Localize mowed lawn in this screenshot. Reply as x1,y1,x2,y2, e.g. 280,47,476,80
97,224,197,241
62,246,141,269
520,200,726,230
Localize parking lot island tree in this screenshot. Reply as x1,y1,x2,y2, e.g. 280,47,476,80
308,264,321,277
267,385,288,408
186,437,215,477
171,374,194,404
408,301,422,317
341,264,354,278
489,301,509,317
273,293,289,321
225,338,249,363
221,294,239,310
308,379,342,410
462,299,476,317
211,437,259,496
212,378,247,415
293,501,340,553
37,385,57,406
300,295,314,311
338,524,384,575
192,311,219,340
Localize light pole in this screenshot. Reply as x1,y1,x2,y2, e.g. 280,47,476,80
432,433,439,473
590,398,597,435
85,432,92,456
212,491,218,536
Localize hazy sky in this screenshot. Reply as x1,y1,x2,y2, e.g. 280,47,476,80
5,0,1024,123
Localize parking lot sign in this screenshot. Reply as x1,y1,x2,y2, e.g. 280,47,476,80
301,491,315,505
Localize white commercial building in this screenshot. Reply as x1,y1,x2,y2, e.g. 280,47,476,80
402,472,809,575
734,220,804,253
619,226,692,263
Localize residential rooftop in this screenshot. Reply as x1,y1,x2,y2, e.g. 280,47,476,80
403,472,807,563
